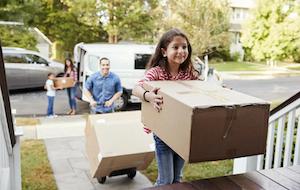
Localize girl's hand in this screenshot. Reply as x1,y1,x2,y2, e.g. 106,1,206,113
90,99,97,108
147,87,163,112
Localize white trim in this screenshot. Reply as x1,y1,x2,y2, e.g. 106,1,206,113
273,116,286,168
269,99,300,123
283,110,296,167
233,155,258,174
0,88,13,155
13,127,23,190
33,27,53,45
0,21,23,26
294,115,300,165
0,168,10,190
265,122,275,169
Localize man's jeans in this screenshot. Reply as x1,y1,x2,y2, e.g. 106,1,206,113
47,96,55,116
153,134,185,186
90,106,114,114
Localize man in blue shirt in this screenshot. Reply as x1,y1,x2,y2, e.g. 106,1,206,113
84,57,123,113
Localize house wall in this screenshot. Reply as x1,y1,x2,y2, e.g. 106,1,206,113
36,42,51,58
0,88,12,190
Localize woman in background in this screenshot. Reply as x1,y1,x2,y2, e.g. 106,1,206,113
64,58,77,115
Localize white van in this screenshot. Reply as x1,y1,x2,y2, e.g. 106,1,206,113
74,43,156,110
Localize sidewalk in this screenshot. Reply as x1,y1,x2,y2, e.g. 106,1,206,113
220,67,300,80
21,115,153,190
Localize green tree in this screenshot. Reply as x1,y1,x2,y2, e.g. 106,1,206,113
161,0,231,57
0,0,107,60
28,0,107,59
0,25,37,50
241,0,300,62
98,0,161,43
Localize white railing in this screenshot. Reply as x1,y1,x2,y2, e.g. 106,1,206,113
234,93,300,174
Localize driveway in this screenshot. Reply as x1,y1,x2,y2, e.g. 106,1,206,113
10,76,300,116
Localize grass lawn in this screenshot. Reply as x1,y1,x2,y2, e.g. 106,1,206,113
210,62,270,72
275,62,300,71
21,140,57,190
16,117,40,126
288,66,300,71
142,159,233,183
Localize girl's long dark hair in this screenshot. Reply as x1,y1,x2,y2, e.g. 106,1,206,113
64,58,75,73
147,28,193,73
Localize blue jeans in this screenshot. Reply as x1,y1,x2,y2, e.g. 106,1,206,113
47,96,55,116
90,106,114,114
67,86,77,110
154,134,185,186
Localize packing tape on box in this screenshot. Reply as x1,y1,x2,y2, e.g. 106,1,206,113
96,119,106,124
97,153,103,162
176,81,230,103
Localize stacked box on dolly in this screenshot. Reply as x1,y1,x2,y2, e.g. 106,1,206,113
85,111,155,184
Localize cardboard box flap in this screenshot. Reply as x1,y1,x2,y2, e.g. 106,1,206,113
88,111,154,157
143,80,269,108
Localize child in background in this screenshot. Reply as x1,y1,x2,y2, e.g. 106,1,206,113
45,73,60,118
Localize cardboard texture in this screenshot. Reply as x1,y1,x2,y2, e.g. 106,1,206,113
141,80,270,163
53,77,74,88
85,111,155,178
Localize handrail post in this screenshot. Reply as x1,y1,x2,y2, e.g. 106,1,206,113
233,155,259,174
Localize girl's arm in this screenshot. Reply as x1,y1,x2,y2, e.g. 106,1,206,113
51,84,62,90
132,84,163,112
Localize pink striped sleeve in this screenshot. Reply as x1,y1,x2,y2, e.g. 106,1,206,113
138,67,159,86
71,70,77,82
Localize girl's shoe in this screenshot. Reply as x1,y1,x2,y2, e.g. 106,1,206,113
67,110,73,115
70,110,76,115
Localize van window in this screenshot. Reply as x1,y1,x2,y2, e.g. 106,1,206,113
135,54,151,69
3,53,27,64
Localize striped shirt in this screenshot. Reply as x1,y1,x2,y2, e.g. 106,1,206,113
64,70,77,82
139,66,198,85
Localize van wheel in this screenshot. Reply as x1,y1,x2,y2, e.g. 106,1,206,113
97,176,106,184
115,93,128,111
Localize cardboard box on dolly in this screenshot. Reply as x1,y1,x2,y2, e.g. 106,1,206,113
85,111,155,184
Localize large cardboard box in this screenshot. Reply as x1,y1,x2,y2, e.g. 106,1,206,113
85,111,155,178
53,77,74,88
141,80,270,163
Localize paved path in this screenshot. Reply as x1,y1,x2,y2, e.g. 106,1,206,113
45,137,153,190
21,115,153,190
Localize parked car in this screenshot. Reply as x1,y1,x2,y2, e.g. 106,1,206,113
2,47,64,90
